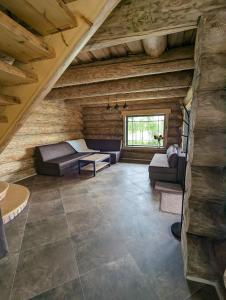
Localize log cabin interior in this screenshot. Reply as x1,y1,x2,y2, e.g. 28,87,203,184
0,1,225,299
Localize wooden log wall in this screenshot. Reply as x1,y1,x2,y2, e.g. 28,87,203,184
0,100,83,182
182,9,226,298
82,99,182,162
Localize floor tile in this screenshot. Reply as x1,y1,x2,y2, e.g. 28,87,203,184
188,284,219,299
81,254,160,300
66,206,104,235
30,279,84,300
30,189,61,203
0,163,216,300
28,199,64,223
60,185,89,198
62,192,98,214
0,254,18,300
127,235,202,300
11,238,78,300
22,214,69,251
5,207,28,254
71,222,128,275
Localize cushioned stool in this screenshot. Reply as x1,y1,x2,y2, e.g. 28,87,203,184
155,181,183,215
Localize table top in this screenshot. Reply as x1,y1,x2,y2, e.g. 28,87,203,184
79,153,110,162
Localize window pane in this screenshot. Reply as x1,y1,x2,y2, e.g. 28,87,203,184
126,114,165,147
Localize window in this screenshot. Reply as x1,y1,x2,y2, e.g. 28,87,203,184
125,115,165,148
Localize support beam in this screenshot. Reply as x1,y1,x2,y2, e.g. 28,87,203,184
143,36,167,57
56,46,194,87
48,70,193,100
65,89,187,105
85,0,226,51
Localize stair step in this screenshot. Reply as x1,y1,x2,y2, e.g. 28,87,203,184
0,181,9,201
0,0,78,36
182,230,226,300
0,183,30,224
0,94,21,106
0,115,8,123
0,11,55,63
185,199,226,240
0,59,37,85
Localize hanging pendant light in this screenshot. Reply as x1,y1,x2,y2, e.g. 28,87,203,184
114,102,119,110
106,96,111,111
114,95,119,110
123,101,128,109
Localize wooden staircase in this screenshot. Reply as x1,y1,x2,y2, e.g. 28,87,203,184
0,0,120,153
0,180,29,224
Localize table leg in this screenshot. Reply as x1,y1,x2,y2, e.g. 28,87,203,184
78,161,81,174
93,162,96,177
109,156,111,167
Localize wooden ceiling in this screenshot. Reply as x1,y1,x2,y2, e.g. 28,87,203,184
72,29,196,65
49,27,196,105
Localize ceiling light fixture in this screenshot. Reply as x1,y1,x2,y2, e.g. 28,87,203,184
123,101,128,109
106,96,111,111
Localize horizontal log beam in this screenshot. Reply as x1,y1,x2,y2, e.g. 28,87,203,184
66,89,187,105
142,35,167,57
86,0,226,51
56,46,194,87
65,90,186,105
49,71,193,100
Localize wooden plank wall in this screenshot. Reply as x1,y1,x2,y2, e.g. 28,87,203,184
82,99,182,162
0,100,83,182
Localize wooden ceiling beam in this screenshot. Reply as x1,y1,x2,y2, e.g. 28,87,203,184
64,89,187,105
85,0,226,51
48,70,193,100
142,35,167,57
56,46,194,87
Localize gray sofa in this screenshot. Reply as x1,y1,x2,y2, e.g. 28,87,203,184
149,146,186,187
35,139,122,176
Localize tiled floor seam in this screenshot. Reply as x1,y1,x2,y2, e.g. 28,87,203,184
184,284,207,300
8,199,31,300
60,188,86,300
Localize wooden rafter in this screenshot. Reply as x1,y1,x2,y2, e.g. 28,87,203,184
55,46,194,87
49,70,193,100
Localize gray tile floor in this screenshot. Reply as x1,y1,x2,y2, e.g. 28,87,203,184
0,163,219,300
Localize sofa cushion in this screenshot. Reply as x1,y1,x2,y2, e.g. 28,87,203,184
85,139,122,151
100,151,121,164
37,142,76,162
67,139,99,153
168,153,178,168
47,153,90,168
149,154,169,168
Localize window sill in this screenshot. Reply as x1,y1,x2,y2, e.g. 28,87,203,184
123,146,166,152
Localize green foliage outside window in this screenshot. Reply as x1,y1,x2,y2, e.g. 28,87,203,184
126,115,165,147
